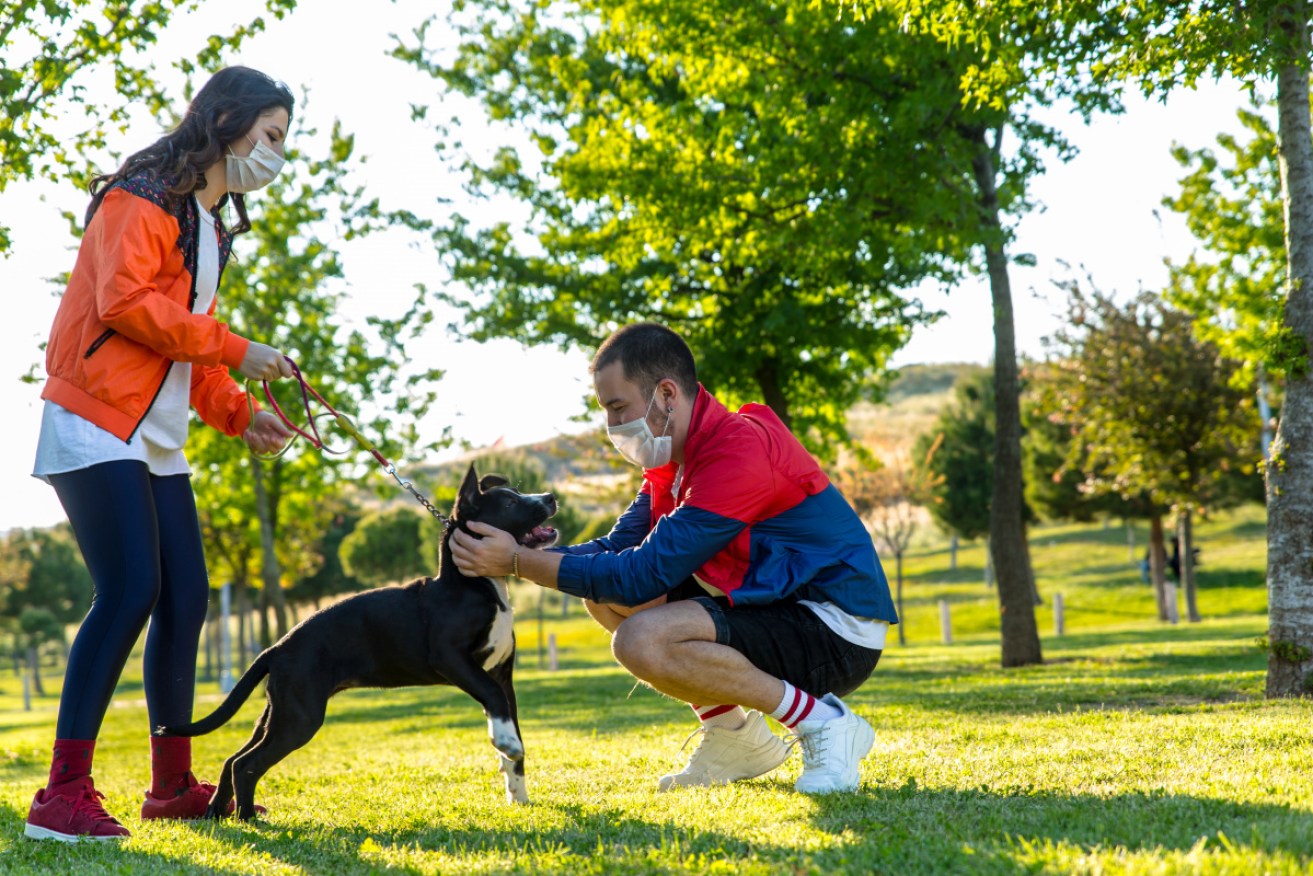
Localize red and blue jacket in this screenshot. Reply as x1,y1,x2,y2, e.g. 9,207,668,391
554,386,898,623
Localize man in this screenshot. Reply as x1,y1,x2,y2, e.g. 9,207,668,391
450,323,897,793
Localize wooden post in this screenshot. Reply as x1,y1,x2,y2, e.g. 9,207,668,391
1054,592,1065,637
548,634,558,671
939,600,952,645
22,673,30,712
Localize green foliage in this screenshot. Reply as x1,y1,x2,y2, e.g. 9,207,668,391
1037,284,1261,513
0,526,91,627
395,0,1053,452
914,371,1034,540
1257,635,1313,664
0,0,301,254
287,509,364,607
339,506,427,588
1164,92,1297,381
186,114,441,615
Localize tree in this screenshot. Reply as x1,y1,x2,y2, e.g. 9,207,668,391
339,506,427,588
868,0,1313,697
401,0,1052,665
186,118,441,649
1038,285,1259,623
0,0,299,254
396,0,992,451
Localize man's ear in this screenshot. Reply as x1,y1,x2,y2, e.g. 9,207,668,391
479,474,509,491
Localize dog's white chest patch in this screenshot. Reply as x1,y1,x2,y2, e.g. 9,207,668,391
481,579,515,670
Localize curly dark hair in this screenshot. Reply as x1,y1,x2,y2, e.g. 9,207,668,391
86,66,294,233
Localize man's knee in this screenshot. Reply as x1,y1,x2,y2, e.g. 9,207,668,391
611,610,669,679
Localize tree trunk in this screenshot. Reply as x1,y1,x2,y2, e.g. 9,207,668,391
1267,27,1313,697
971,125,1042,667
949,533,958,571
251,458,290,641
27,647,44,697
895,551,906,646
1179,509,1201,623
1148,513,1172,622
235,581,253,667
753,358,791,431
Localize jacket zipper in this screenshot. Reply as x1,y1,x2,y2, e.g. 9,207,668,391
83,328,116,358
127,202,206,444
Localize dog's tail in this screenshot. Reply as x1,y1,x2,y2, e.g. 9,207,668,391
154,649,274,738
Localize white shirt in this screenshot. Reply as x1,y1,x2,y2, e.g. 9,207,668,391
33,197,221,481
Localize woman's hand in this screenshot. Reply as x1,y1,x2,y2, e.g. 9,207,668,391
242,409,294,454
449,521,517,578
239,343,295,382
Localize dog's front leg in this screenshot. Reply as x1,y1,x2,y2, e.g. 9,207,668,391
435,651,529,804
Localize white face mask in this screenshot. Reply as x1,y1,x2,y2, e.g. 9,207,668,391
226,137,285,193
607,388,673,469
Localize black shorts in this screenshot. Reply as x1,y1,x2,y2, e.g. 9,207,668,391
669,581,882,698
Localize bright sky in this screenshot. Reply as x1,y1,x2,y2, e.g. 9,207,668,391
0,1,1256,532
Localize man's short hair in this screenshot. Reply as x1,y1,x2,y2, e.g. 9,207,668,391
591,323,698,398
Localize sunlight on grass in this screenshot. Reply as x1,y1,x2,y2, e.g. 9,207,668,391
0,504,1308,874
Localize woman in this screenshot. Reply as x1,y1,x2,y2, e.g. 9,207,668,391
24,66,298,842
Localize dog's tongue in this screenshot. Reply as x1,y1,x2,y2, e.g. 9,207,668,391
531,526,556,540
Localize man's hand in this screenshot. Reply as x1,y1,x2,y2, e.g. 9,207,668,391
450,521,517,578
239,343,295,382
243,410,294,455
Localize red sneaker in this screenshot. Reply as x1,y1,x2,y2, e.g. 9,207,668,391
140,772,266,819
24,777,130,842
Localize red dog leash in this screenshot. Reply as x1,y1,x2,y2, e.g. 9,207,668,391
248,358,448,523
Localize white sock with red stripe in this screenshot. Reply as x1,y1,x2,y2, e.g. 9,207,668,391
769,682,840,729
691,704,747,730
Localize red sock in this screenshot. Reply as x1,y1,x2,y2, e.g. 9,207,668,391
769,682,817,729
48,739,95,789
691,704,737,722
150,736,193,797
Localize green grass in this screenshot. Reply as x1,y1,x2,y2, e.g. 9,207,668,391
1,504,1309,874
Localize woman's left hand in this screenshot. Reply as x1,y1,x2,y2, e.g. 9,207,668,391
243,410,293,454
450,521,517,578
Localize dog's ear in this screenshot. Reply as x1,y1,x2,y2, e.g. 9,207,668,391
479,473,509,491
455,464,482,518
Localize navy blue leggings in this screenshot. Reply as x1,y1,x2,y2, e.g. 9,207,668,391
50,460,209,739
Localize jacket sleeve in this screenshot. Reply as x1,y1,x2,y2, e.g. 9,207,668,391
550,490,652,557
190,365,257,437
91,188,250,370
555,504,746,606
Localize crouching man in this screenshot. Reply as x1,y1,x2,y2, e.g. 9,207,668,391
450,322,897,793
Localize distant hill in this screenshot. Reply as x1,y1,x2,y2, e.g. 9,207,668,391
427,361,987,505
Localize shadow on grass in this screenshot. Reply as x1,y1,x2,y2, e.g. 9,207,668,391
8,782,1304,875
794,780,1313,873
0,799,257,876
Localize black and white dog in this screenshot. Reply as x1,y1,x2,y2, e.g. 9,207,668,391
158,464,558,819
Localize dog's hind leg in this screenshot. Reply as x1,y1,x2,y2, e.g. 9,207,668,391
206,701,273,819
490,658,528,804
229,689,328,820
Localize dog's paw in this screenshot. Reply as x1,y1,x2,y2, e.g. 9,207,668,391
489,717,524,760
202,804,227,821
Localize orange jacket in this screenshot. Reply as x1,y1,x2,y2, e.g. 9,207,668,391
42,177,254,443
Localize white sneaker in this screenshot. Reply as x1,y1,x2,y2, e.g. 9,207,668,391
792,694,875,794
658,710,790,791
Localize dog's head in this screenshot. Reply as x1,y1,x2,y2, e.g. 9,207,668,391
453,463,559,550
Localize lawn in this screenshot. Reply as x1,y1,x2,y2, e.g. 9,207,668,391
0,504,1308,874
